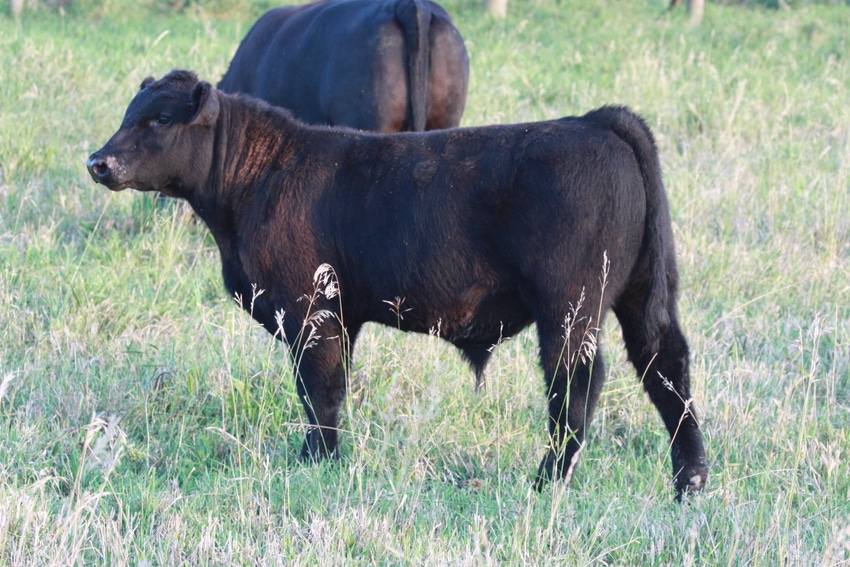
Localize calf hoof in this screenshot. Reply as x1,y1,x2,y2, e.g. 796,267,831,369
533,454,555,492
674,462,708,500
299,429,338,462
533,445,583,491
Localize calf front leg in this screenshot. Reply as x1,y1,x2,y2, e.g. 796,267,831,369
296,356,346,461
534,320,606,489
289,328,351,461
279,305,358,462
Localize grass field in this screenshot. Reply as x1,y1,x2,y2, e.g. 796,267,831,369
1,0,849,564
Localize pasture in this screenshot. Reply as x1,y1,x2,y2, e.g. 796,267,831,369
1,0,849,564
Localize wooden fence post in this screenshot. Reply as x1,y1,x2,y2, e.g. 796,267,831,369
485,0,507,18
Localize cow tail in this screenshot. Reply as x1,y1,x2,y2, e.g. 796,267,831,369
590,106,674,353
395,0,431,131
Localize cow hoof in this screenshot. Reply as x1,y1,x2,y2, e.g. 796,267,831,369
674,465,708,500
533,445,583,492
299,432,339,463
533,453,556,491
298,444,316,463
532,472,550,492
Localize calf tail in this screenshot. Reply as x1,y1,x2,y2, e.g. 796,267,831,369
395,0,431,131
588,106,675,353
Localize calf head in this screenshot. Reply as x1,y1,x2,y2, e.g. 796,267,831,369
87,70,220,198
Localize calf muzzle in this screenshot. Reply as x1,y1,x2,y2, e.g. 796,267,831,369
86,152,126,191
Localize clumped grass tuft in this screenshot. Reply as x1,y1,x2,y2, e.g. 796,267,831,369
1,0,849,564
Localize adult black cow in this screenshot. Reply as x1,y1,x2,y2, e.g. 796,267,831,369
217,0,469,133
87,70,708,498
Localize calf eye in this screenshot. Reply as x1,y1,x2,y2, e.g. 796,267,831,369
154,114,171,126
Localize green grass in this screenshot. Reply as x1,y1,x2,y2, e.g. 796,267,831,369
1,0,849,564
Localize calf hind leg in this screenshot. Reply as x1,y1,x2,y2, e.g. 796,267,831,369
616,303,708,498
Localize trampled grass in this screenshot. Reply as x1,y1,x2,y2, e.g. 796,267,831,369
1,0,849,564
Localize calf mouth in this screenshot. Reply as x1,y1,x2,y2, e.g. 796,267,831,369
96,179,131,192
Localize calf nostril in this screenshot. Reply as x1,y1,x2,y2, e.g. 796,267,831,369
87,156,109,178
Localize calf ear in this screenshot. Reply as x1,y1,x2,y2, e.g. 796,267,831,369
189,81,220,127
140,76,156,90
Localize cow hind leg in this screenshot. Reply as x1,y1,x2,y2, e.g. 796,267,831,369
615,301,708,498
533,318,606,490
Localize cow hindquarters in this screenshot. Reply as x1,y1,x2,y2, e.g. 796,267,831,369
425,17,469,129
615,302,708,499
